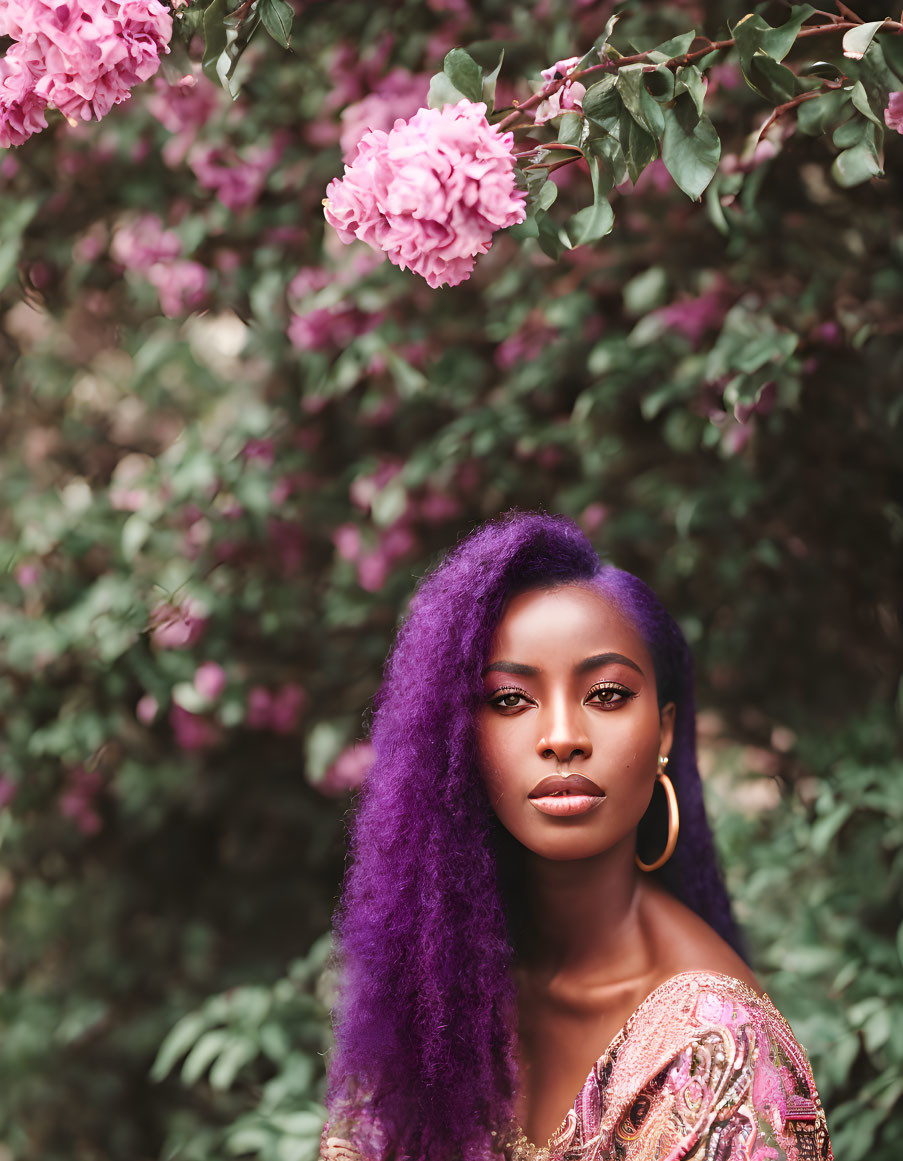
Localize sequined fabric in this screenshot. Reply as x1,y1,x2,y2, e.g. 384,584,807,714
498,971,833,1161
320,971,833,1161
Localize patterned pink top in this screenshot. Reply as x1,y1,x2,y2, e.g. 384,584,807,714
321,971,833,1161
500,971,833,1161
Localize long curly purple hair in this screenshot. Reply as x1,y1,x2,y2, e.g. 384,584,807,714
325,511,742,1161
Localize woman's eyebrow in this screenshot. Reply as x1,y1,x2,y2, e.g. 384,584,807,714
481,661,538,677
481,653,643,678
576,652,644,676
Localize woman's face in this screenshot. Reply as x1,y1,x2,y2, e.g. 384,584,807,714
475,584,675,862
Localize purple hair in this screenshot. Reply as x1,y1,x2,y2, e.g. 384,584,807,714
325,511,741,1161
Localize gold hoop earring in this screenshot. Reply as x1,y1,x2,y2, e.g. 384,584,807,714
635,767,679,873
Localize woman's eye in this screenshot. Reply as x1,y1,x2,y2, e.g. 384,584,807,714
489,689,531,710
586,684,634,707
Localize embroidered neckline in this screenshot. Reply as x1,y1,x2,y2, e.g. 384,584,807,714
505,969,771,1159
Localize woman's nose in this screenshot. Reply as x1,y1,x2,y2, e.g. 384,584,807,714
535,699,592,763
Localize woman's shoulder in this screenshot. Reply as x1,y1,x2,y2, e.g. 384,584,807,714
554,970,833,1161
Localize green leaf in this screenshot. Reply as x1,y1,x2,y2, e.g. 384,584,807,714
881,32,903,82
617,66,664,137
746,55,804,104
201,0,227,85
676,65,706,115
557,112,584,147
209,1036,258,1090
428,71,468,110
661,99,721,201
481,51,504,114
581,75,620,129
182,1028,230,1086
152,1012,208,1082
627,119,658,184
443,48,483,103
732,6,815,76
832,134,884,187
796,88,852,136
258,0,292,48
562,153,614,247
842,20,886,61
850,80,884,127
645,31,696,65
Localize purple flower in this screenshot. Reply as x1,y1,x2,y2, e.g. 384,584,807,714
324,99,525,289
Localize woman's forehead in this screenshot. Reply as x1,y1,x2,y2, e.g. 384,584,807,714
489,583,649,665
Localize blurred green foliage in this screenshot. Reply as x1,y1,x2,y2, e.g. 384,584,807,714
0,1,901,1159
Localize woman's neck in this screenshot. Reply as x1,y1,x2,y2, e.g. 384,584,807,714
513,833,656,987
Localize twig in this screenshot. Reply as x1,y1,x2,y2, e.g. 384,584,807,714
496,16,903,132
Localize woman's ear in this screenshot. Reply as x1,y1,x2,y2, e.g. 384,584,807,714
659,701,676,760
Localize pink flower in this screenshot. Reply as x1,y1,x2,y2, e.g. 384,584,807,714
136,693,159,725
288,305,381,351
169,704,219,751
885,92,903,134
324,99,525,289
111,213,181,271
333,523,362,561
3,0,172,134
15,562,41,588
188,139,279,211
339,67,428,161
194,661,226,701
149,597,207,649
318,741,374,796
0,45,48,148
534,56,586,125
146,258,208,318
653,289,727,348
245,684,306,733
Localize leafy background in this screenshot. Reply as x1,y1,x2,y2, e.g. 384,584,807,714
0,1,901,1159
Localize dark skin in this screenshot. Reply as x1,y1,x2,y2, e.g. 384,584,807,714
476,585,761,1147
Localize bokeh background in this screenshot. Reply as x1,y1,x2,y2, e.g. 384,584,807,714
1,1,901,1159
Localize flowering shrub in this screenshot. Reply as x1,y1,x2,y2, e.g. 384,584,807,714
0,2,901,1160
323,99,526,287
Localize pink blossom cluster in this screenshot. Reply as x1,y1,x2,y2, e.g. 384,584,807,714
0,0,172,148
534,56,586,125
188,139,281,212
245,683,306,733
323,99,526,289
111,213,208,317
145,71,221,166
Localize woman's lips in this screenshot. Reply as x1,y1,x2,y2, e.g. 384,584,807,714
530,794,605,817
528,773,605,817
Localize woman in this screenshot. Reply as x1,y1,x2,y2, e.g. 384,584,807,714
320,511,832,1161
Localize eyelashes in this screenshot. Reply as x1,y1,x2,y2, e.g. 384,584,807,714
486,682,638,711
